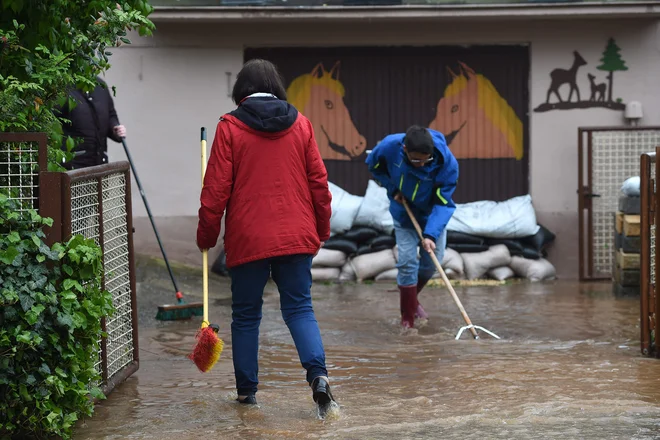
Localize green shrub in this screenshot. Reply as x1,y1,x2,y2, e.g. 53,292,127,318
0,194,114,440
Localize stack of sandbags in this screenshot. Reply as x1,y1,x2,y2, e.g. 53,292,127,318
613,176,641,296
311,248,348,281
324,226,396,257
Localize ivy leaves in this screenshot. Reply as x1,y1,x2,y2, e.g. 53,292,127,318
0,195,114,439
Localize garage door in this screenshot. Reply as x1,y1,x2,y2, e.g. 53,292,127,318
245,45,529,202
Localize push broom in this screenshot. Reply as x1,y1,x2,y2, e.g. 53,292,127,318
120,137,203,321
401,198,500,340
188,127,223,372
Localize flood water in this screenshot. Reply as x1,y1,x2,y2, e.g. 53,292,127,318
75,279,660,439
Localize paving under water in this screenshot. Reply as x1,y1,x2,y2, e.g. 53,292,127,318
75,269,660,439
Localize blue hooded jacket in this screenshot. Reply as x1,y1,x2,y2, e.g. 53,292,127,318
365,129,459,241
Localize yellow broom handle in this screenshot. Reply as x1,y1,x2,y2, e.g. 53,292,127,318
201,127,209,327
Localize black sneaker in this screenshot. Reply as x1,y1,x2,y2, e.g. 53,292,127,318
311,376,335,411
236,394,257,405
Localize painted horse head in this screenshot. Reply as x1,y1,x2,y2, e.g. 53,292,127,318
287,61,367,161
428,62,523,160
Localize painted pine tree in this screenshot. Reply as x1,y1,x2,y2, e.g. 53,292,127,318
597,38,628,103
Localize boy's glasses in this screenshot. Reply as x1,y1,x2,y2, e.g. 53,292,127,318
407,154,433,164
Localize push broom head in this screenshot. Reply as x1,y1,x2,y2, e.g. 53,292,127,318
189,323,223,373
156,292,204,321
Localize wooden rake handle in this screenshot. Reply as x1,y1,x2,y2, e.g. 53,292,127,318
401,198,479,340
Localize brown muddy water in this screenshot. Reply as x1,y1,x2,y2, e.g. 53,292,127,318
75,274,660,439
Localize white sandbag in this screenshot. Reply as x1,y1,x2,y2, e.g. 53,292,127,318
311,267,341,281
461,245,512,280
621,176,640,197
353,180,395,235
350,248,397,281
441,247,464,275
510,256,556,281
312,248,347,268
488,266,516,281
375,268,398,281
329,182,363,234
447,194,540,238
339,262,356,282
445,268,466,280
393,245,398,262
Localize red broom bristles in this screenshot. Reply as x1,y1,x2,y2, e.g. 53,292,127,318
189,326,223,373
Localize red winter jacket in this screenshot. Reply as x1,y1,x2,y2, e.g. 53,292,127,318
196,96,332,269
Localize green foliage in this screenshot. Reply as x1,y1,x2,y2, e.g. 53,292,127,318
597,37,628,73
0,1,155,171
0,194,115,440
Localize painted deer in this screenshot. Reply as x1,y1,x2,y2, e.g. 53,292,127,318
545,51,587,104
587,73,607,102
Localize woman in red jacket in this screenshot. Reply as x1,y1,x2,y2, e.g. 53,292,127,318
196,59,335,413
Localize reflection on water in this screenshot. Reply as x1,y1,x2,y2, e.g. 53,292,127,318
75,281,660,439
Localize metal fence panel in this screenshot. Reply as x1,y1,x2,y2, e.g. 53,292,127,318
41,161,139,396
578,127,660,280
0,133,47,212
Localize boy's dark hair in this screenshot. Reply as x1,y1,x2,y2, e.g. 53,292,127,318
232,59,288,105
404,125,434,155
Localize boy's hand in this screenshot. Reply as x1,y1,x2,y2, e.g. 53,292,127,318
393,191,404,204
422,238,436,253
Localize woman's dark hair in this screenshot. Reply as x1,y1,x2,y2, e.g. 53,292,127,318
231,59,288,105
404,125,434,155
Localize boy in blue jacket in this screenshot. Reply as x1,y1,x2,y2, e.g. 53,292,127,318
366,125,459,329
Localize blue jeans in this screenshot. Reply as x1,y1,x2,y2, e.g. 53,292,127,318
228,254,327,396
394,219,447,286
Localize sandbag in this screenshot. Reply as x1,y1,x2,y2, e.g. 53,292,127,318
447,230,485,245
369,235,396,248
353,180,395,235
312,248,347,268
488,266,516,281
444,268,462,280
324,237,358,255
510,256,557,281
356,245,373,256
461,244,512,280
339,262,356,282
517,246,541,260
618,195,640,215
375,268,398,281
311,267,340,281
486,238,524,254
344,226,380,244
521,224,556,252
350,248,397,281
329,182,363,234
621,176,640,197
448,243,489,253
441,247,464,275
447,194,540,238
393,245,398,262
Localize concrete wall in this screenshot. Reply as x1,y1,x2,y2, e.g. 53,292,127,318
103,18,660,277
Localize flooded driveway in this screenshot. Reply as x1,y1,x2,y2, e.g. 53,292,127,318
75,259,660,439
